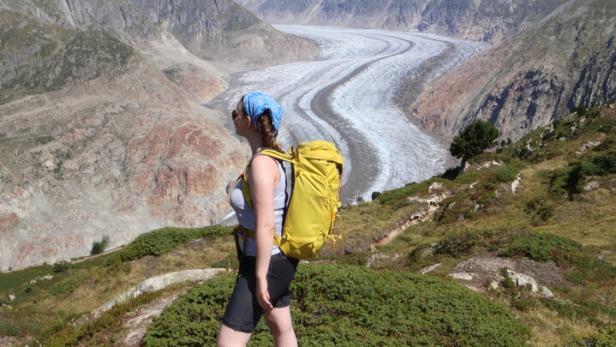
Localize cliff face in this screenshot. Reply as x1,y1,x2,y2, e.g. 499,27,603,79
237,0,569,44
0,0,316,67
0,0,317,270
418,0,570,42
411,0,616,142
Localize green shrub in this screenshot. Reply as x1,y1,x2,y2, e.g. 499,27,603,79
52,261,71,273
112,225,232,263
435,231,481,257
499,232,581,264
90,235,109,255
377,181,427,205
48,277,79,297
589,151,616,175
144,265,528,346
595,326,616,347
549,151,616,199
573,106,600,118
524,198,554,225
493,162,522,183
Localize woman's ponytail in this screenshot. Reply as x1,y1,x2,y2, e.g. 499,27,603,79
258,113,283,152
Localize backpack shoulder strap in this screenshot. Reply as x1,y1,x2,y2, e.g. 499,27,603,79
258,149,295,164
240,149,292,209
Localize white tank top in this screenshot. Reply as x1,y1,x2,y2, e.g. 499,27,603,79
229,158,287,256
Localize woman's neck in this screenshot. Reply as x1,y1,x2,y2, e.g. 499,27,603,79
245,132,264,155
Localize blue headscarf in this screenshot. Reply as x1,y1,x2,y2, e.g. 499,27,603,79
242,91,283,132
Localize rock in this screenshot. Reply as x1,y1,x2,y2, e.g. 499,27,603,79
0,213,19,234
43,159,56,170
598,250,612,260
481,160,503,170
542,286,554,298
576,135,606,154
584,181,600,192
506,269,538,292
0,336,17,346
428,182,443,193
122,294,180,347
511,174,521,194
452,256,565,294
469,181,479,189
449,272,474,281
91,268,226,319
419,263,442,274
410,244,436,261
366,253,401,267
8,294,15,301
371,191,382,200
28,274,53,285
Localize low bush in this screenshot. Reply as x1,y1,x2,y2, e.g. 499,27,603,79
499,232,581,264
52,261,71,273
549,151,616,198
109,225,232,263
595,326,616,347
90,235,109,255
492,162,523,183
434,231,481,257
524,198,554,225
144,265,529,346
377,184,416,205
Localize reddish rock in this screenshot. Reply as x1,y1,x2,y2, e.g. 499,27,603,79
0,213,19,233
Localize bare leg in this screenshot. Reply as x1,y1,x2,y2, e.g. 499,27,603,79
264,306,298,347
216,323,252,347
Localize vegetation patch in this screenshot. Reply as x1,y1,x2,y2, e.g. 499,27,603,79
499,232,582,264
110,225,233,263
144,264,529,346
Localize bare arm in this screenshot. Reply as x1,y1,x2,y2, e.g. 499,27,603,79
248,154,280,311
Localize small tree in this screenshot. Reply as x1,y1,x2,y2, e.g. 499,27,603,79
91,235,110,255
450,120,500,171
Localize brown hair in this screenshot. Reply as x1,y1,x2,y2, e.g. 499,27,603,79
257,112,283,152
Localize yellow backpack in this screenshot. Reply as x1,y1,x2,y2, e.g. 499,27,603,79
241,140,344,259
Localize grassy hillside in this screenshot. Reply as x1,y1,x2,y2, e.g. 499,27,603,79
1,106,615,346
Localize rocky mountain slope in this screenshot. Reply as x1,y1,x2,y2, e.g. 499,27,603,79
410,0,616,142
237,0,570,44
0,0,317,271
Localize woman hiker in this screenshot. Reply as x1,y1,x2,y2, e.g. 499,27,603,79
217,92,299,347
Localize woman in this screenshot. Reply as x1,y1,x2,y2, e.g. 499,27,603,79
217,92,299,347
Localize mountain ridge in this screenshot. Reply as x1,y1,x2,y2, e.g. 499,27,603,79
410,0,616,142
237,0,571,44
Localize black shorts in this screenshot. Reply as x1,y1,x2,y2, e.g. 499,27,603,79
222,252,299,333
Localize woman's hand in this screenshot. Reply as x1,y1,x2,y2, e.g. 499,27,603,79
256,278,273,312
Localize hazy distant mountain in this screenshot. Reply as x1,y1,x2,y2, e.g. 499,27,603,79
0,0,316,103
0,0,316,270
411,0,616,142
237,0,570,44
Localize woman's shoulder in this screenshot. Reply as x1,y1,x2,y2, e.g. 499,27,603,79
249,153,280,181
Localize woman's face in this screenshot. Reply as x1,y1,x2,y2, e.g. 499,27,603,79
232,99,252,137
